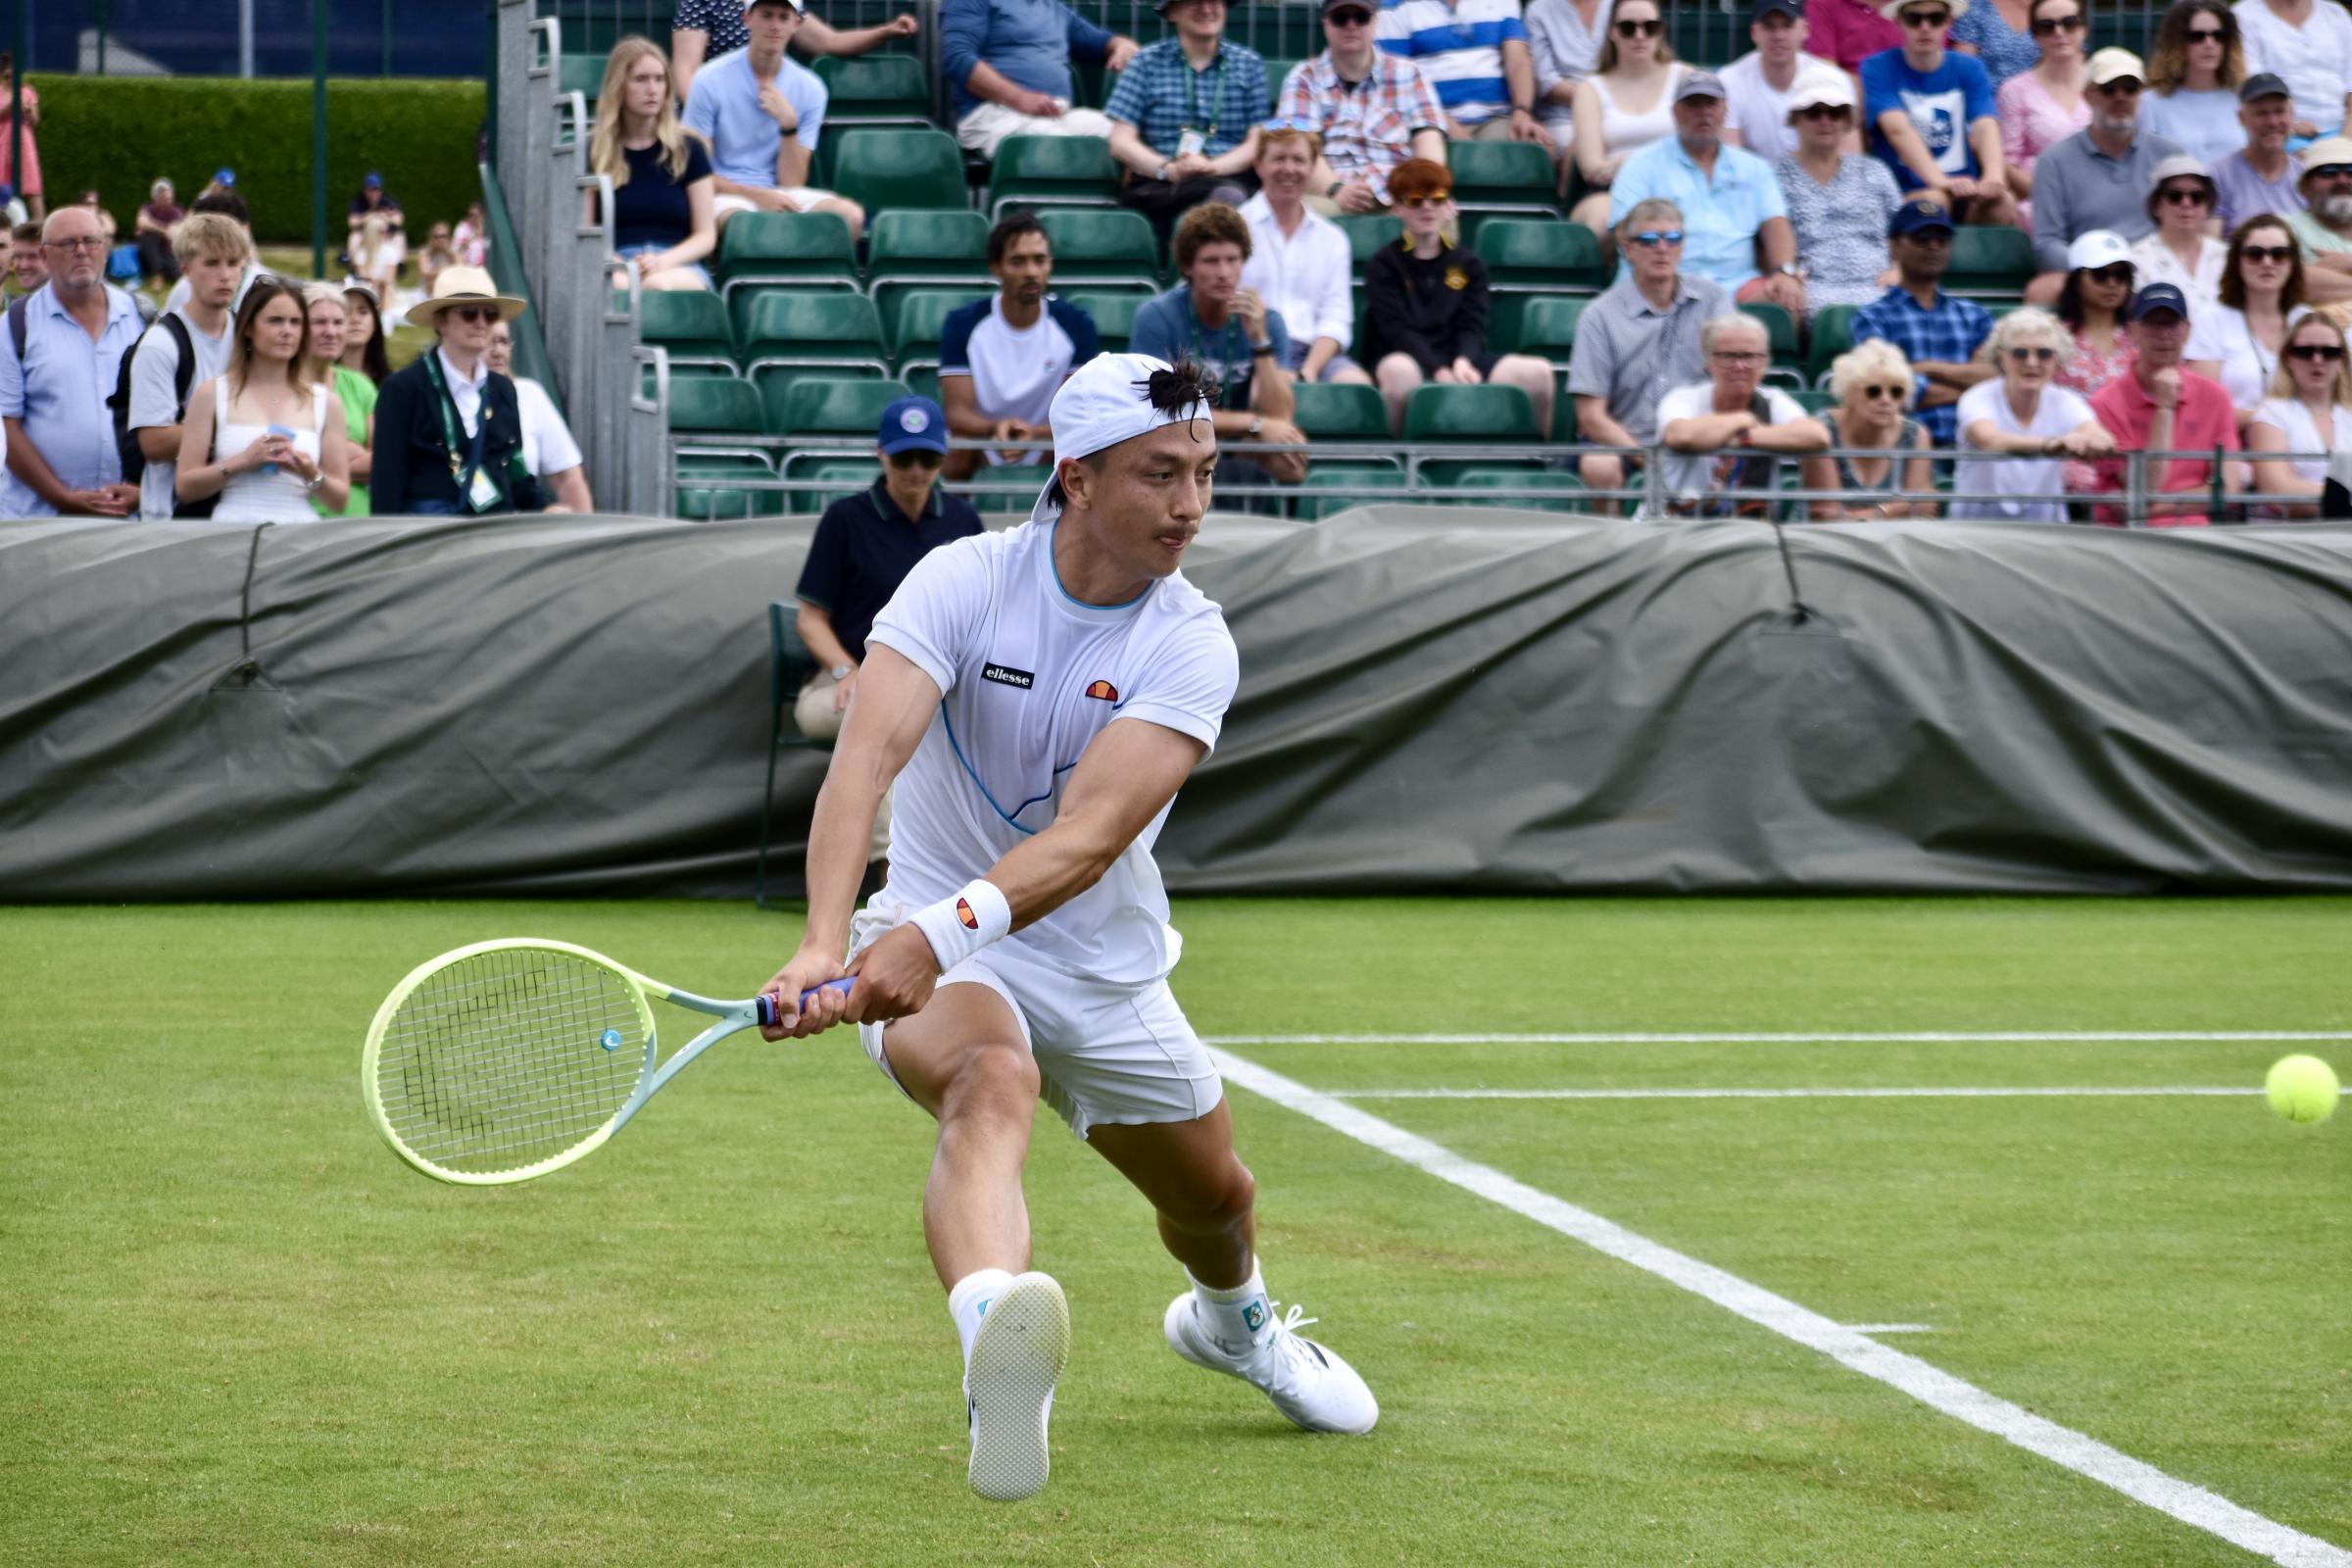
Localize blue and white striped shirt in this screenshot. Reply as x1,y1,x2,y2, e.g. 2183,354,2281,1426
1376,0,1527,125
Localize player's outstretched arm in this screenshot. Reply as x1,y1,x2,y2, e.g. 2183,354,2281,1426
759,644,939,1040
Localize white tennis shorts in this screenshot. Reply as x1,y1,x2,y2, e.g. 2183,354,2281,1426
848,901,1223,1141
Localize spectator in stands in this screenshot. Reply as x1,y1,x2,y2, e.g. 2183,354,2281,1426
1241,122,1374,386
2140,3,2246,166
1724,0,1855,164
1805,0,1903,74
371,268,559,516
2284,137,2352,297
1569,0,1690,237
942,0,1138,160
6,220,44,301
1130,202,1309,488
1951,303,2111,519
74,191,118,248
1820,338,1936,514
939,212,1099,479
1279,0,1448,214
0,54,42,223
1524,0,1606,158
2026,50,2182,301
2248,307,2352,514
593,36,718,291
685,0,867,240
1609,71,1805,308
453,201,489,267
1950,0,2038,90
792,395,981,826
1657,312,1834,514
0,185,23,229
486,317,594,514
1865,0,2021,225
2234,0,2352,142
1360,158,1557,436
163,191,254,310
1377,0,1551,144
2080,280,2244,522
0,207,143,518
2214,74,2303,231
347,173,406,283
1105,0,1268,246
174,277,351,522
1854,198,1996,444
1777,75,1904,309
134,179,183,285
338,277,394,390
671,0,921,103
2186,210,2305,425
2132,154,2228,312
2052,227,2138,393
1995,0,2089,226
1567,197,1727,497
127,213,251,520
303,282,374,517
419,223,457,298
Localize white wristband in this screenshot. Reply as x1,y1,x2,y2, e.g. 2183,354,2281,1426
907,878,1012,973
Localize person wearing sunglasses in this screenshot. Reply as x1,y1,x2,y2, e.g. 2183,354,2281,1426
2081,280,2244,524
2282,135,2352,303
0,205,144,518
1566,197,1728,503
1567,0,1690,241
1273,0,1447,216
1606,71,1806,311
2025,48,2183,303
2185,210,2308,425
2248,307,2352,514
1851,198,1996,444
1861,0,2020,227
2232,0,2352,144
1820,338,1936,516
1657,312,1834,516
1773,74,1905,310
1992,0,2090,229
2213,74,2304,233
2051,228,2138,395
1950,304,2111,520
1721,0,1858,165
368,268,560,517
2140,2,2247,167
2130,154,2228,313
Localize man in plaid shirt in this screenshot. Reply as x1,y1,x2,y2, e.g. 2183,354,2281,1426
1278,0,1448,214
1850,198,1995,445
1106,0,1269,246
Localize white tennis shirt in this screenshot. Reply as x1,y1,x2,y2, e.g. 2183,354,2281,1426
866,517,1240,986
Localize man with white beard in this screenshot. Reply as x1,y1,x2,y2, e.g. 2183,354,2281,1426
2283,137,2352,304
2024,48,2182,305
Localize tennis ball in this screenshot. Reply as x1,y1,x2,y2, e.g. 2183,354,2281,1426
2265,1054,2339,1125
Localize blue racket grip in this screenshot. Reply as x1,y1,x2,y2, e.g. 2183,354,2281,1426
755,976,855,1028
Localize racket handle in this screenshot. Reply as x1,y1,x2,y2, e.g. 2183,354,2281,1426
755,976,856,1028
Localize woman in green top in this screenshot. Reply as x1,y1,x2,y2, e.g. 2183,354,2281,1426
304,281,379,515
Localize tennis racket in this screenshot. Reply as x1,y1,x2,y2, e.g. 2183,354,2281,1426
362,937,852,1186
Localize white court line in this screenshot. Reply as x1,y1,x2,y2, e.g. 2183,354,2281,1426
1214,1048,2351,1568
1847,1323,1936,1335
1204,1031,2352,1045
1332,1086,2323,1101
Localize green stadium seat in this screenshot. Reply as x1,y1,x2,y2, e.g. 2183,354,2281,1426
713,211,859,306
1476,220,1608,291
638,290,736,381
1290,381,1389,441
1739,300,1801,373
866,210,994,324
1036,209,1162,293
1292,462,1406,520
668,378,772,519
1514,296,1586,364
961,464,1055,513
1807,303,1859,386
1059,290,1146,355
667,375,762,434
736,289,891,396
988,135,1123,219
812,54,932,124
1945,225,2035,297
1334,214,1402,277
790,460,883,514
832,128,967,214
768,375,914,440
1452,468,1589,513
1793,387,1838,416
888,288,996,385
1445,142,1559,237
1401,382,1538,443
560,54,604,104
1260,61,1300,112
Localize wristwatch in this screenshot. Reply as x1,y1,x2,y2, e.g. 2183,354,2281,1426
1249,340,1275,357
829,662,853,681
1775,263,1800,278
1324,179,1343,198
1246,416,1264,437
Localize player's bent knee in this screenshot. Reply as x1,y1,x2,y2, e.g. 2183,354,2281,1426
944,1042,1041,1120
1163,1155,1255,1233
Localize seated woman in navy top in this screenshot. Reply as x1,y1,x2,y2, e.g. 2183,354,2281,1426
590,36,718,290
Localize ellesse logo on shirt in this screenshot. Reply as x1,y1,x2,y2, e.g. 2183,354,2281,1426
1084,680,1119,702
982,662,1035,689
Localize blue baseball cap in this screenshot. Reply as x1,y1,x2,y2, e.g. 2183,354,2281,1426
364,172,383,190
214,168,236,187
1887,197,1955,238
878,394,948,456
2128,281,2190,321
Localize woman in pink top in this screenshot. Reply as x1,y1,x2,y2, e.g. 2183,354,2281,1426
0,52,41,221
1995,0,2089,226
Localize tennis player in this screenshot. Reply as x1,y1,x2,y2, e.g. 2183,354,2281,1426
757,352,1377,1501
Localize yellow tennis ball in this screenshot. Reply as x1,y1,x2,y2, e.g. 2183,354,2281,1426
2266,1054,2339,1125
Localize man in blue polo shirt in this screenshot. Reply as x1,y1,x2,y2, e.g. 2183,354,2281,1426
1607,71,1803,308
683,0,867,239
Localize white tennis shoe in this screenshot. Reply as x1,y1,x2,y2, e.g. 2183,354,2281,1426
963,1271,1070,1501
1163,1292,1380,1435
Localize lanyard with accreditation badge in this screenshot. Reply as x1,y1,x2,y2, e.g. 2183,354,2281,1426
420,350,507,514
1178,51,1226,159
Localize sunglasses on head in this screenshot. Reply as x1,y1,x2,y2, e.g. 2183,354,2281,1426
2289,342,2347,362
2159,184,2212,205
2242,243,2296,264
2007,345,2058,362
1613,17,1663,36
1900,9,1950,25
2031,12,2083,31
1629,229,1685,246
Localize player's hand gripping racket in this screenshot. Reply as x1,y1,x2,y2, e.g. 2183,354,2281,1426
362,938,850,1185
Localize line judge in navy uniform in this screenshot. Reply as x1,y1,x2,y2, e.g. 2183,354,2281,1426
794,393,983,866
371,265,561,516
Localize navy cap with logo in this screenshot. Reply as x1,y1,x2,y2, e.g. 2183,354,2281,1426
878,394,950,455
2127,280,2190,321
1887,198,1956,237
1752,0,1804,20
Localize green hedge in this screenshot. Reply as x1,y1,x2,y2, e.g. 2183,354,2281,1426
27,75,487,249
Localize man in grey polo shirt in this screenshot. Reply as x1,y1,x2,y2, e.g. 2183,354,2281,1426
2026,48,2182,303
2213,74,2306,233
1565,198,1727,504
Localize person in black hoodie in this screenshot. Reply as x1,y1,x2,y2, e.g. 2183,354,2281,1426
1362,157,1558,436
372,266,559,516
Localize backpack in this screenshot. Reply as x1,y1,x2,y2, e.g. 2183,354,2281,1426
106,311,218,519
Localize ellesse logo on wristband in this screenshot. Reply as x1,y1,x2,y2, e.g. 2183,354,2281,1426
982,662,1035,689
956,898,979,930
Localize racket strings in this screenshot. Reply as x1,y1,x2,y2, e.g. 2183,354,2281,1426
374,948,649,1174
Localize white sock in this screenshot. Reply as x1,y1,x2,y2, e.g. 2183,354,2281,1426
1189,1259,1271,1354
948,1268,1015,1370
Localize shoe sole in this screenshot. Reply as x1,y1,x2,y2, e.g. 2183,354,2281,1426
967,1272,1069,1502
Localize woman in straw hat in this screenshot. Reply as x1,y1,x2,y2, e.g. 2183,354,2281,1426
370,265,562,516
